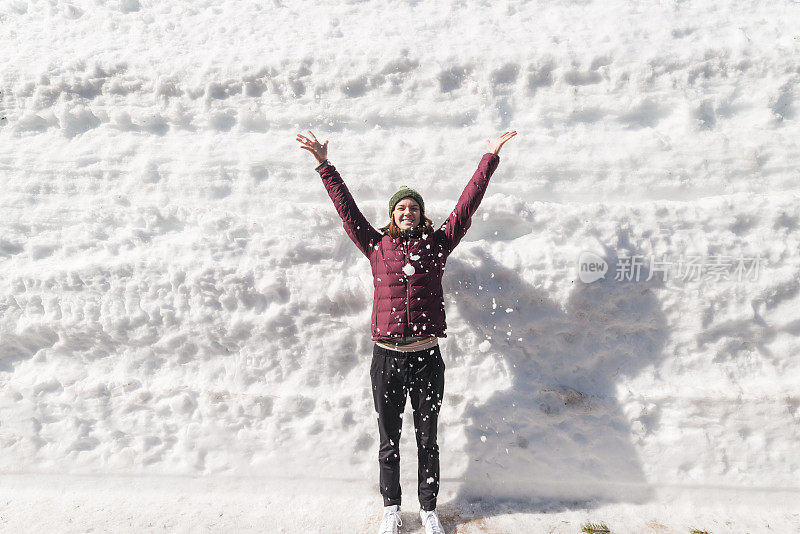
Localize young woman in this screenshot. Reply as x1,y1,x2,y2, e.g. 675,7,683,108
296,130,516,534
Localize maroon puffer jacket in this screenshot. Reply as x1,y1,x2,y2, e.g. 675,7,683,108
318,153,500,341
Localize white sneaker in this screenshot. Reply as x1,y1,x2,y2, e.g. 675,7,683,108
419,509,444,534
379,505,402,534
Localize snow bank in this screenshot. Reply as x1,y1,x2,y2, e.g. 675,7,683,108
1,0,799,526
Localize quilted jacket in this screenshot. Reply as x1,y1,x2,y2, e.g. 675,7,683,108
317,153,500,341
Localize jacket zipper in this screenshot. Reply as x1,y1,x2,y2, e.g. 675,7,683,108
403,238,411,336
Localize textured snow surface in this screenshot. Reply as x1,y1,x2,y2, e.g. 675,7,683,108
2,0,800,531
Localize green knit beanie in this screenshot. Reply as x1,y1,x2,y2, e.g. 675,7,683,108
388,186,425,219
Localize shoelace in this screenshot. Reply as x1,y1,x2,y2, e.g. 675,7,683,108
380,509,402,533
422,511,443,534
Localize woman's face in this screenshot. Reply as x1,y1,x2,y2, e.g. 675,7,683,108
393,198,421,231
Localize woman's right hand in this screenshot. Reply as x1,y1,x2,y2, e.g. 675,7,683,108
296,130,328,164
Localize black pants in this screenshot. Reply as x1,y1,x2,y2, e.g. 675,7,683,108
370,342,446,511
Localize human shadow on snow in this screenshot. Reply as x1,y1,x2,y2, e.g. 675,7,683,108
437,242,668,529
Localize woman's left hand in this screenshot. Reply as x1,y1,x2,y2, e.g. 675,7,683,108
486,130,517,155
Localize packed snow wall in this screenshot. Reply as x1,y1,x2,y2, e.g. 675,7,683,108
1,0,799,504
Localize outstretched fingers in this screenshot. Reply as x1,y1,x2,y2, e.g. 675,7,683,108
296,138,317,153
499,130,517,145
296,131,328,165
296,135,316,154
296,132,327,150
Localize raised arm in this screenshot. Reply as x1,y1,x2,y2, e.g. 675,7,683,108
440,130,517,255
317,162,382,257
297,131,381,258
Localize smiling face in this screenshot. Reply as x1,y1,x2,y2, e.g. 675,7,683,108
392,197,421,231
